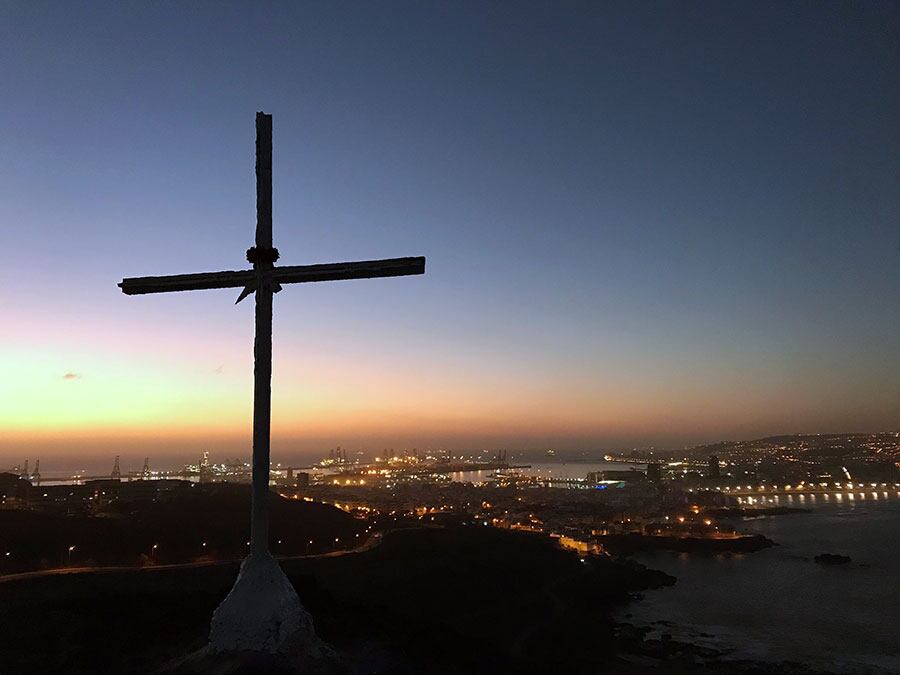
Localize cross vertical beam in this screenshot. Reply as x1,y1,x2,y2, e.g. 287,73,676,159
256,113,273,249
251,112,273,556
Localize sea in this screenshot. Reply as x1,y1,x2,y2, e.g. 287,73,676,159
621,499,900,673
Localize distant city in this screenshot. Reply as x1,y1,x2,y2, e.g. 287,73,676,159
3,431,898,573
6,430,898,487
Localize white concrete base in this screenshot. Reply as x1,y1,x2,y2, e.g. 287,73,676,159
209,552,324,656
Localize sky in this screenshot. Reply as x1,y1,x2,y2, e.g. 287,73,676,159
2,2,899,472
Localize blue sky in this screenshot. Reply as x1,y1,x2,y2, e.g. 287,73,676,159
1,2,898,467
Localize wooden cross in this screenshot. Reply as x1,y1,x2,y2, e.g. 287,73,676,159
119,112,425,558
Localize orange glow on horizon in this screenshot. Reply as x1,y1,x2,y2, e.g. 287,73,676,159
4,308,897,459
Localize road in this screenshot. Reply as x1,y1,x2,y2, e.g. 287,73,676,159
0,532,382,585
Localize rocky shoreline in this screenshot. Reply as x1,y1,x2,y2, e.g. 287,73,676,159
599,532,776,555
613,621,834,674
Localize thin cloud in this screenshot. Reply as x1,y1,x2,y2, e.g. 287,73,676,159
62,372,81,381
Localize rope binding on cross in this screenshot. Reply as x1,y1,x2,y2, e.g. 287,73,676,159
246,246,280,265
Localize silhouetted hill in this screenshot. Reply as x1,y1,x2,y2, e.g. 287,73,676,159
688,431,899,463
0,525,680,674
0,485,363,571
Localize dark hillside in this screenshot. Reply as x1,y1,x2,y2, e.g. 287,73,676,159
0,525,673,674
0,485,363,572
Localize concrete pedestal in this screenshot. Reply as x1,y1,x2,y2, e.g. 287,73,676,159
209,553,325,656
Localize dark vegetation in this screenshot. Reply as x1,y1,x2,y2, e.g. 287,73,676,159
0,525,681,674
0,485,364,573
598,533,775,555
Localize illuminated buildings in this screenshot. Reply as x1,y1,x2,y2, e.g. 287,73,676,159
588,469,646,483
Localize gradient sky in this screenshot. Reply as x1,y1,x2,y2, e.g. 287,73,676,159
2,2,899,470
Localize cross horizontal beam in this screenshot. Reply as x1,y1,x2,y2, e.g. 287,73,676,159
118,256,425,295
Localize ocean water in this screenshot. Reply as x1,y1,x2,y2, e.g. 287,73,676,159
622,499,900,673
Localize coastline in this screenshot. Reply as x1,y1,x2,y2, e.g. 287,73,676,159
600,532,775,555
618,500,900,673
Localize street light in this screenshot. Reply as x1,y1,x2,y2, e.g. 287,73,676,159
67,545,76,566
